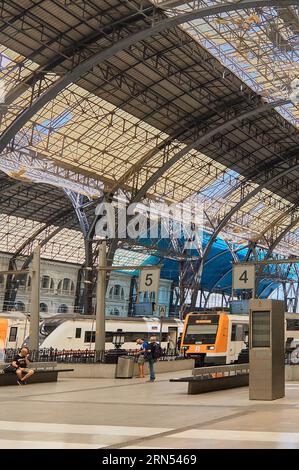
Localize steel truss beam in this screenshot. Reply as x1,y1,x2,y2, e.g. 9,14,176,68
1,149,103,196
252,206,297,246
11,209,77,262
2,5,157,108
0,1,294,155
109,97,252,198
197,152,299,278
263,215,299,261
132,99,289,202
64,190,89,237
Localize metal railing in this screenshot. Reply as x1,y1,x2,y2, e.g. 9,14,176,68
3,348,186,364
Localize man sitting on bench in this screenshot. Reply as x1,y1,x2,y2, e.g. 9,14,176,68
11,347,35,386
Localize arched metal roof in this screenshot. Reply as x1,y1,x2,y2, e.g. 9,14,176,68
0,1,298,296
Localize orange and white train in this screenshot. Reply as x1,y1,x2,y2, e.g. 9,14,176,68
180,311,299,366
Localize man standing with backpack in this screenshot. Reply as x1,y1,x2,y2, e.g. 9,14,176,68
145,336,163,382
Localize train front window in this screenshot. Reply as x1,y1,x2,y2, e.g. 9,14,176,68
184,319,219,345
40,323,58,337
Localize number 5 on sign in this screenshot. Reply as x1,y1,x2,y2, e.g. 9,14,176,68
233,265,255,290
139,268,160,293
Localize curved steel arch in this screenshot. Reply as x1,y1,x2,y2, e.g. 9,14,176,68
252,206,296,245
0,0,294,155
203,267,233,307
199,158,299,272
132,99,289,201
264,215,299,261
11,208,77,263
257,280,277,299
185,154,299,301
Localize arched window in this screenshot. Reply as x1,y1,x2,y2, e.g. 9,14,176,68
58,304,68,313
57,278,74,295
18,275,31,290
41,275,54,291
15,301,25,312
110,308,120,316
40,302,48,313
109,284,125,300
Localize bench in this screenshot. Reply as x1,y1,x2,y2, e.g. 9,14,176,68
0,362,74,386
170,363,249,394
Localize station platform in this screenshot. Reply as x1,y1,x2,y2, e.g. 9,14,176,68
1,369,299,449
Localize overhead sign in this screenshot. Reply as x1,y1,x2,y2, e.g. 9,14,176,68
233,264,255,290
139,268,160,294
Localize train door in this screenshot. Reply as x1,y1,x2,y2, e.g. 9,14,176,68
168,326,178,351
0,320,8,361
228,323,247,363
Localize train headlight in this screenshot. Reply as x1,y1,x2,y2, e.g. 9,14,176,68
207,346,215,350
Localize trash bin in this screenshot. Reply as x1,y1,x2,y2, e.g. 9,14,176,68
115,356,135,378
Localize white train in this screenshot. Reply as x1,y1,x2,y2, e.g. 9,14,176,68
0,312,184,351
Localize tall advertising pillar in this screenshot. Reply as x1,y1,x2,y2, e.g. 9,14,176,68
249,299,285,400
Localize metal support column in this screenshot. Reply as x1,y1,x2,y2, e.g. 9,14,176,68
83,239,93,315
29,246,40,352
95,241,107,353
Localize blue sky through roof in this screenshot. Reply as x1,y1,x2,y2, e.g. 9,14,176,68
200,169,239,197
35,111,72,134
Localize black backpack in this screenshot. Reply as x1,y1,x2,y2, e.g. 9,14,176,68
152,343,163,360
3,365,17,374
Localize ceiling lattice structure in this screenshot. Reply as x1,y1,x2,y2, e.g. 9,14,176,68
0,0,299,266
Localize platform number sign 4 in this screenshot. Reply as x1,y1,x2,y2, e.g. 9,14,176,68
139,268,160,294
233,265,255,290
239,270,248,284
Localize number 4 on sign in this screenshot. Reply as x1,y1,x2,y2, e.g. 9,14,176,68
233,265,255,290
239,270,248,283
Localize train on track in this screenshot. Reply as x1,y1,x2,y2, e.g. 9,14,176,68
0,312,184,351
180,311,299,365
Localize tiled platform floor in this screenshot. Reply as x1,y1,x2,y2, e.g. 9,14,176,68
1,370,299,449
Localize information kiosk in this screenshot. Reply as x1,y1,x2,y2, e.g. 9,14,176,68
249,299,285,400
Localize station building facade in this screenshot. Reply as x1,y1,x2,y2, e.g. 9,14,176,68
0,252,172,317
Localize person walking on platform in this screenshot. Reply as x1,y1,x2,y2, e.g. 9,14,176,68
145,336,162,382
135,338,148,378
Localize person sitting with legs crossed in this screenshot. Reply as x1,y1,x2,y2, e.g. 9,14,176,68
11,347,35,385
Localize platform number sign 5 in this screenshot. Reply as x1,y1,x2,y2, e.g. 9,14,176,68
139,268,160,294
144,273,153,287
233,265,255,290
